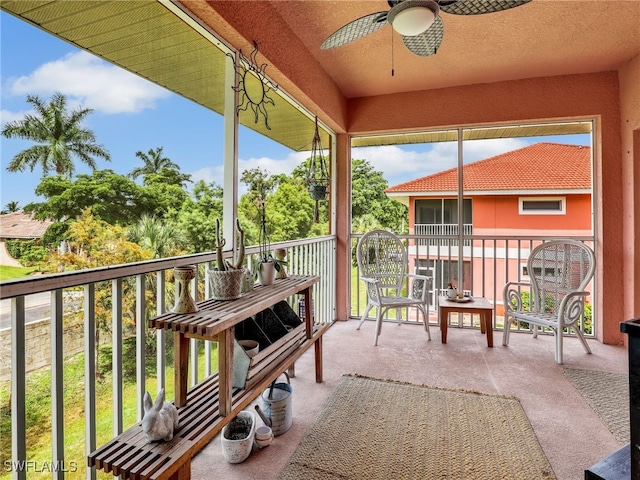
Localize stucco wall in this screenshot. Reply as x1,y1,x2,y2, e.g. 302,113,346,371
618,54,640,328
0,319,98,381
344,71,625,344
473,194,592,232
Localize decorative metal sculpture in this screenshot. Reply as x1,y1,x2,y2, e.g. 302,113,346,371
228,41,278,130
306,116,330,222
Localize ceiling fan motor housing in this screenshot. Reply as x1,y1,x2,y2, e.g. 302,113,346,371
387,0,440,36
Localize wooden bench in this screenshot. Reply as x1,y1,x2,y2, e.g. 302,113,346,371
88,323,327,479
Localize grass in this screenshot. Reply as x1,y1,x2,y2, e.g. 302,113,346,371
0,265,36,281
1,342,218,480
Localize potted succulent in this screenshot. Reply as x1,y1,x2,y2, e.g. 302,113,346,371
208,218,247,300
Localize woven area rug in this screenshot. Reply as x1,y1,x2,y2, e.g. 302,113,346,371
279,374,555,480
563,367,629,444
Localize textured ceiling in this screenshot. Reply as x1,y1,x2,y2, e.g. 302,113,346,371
271,0,640,99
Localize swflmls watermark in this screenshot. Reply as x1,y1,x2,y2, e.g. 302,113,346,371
3,460,79,473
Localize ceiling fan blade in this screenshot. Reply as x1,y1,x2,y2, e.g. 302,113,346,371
401,16,444,56
439,0,532,15
321,12,389,50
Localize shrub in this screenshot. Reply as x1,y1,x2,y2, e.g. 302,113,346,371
5,239,48,266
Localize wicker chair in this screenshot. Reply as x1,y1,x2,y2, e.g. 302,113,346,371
356,230,431,346
502,239,596,364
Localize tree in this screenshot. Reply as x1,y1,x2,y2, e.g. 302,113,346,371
140,168,191,215
239,167,282,261
351,213,384,234
2,92,110,177
268,177,324,241
129,147,179,180
142,167,192,190
25,170,149,224
43,208,152,376
25,169,186,225
351,158,408,233
176,180,224,252
128,215,186,259
1,201,20,214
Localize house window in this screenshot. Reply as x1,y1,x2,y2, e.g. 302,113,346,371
521,264,559,278
415,199,472,224
518,197,565,215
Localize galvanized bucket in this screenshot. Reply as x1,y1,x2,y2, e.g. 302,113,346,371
260,372,292,436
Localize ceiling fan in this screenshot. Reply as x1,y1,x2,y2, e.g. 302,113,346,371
321,0,532,57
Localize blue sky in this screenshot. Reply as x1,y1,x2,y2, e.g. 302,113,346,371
0,11,590,210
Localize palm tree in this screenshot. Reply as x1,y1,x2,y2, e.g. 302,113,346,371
129,146,180,180
1,92,111,177
127,214,185,259
2,201,20,213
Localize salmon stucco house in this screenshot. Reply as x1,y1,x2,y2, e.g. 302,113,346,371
385,142,593,308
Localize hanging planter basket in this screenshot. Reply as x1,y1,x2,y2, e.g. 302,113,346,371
309,184,328,200
305,116,330,221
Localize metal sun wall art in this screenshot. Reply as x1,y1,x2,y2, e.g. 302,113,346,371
228,41,278,130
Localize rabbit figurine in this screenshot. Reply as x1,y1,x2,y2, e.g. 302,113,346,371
141,388,179,443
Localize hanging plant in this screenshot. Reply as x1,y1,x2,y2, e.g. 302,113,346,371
305,116,330,222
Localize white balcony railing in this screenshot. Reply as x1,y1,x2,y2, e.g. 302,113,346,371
2,232,597,480
351,234,596,337
1,235,336,480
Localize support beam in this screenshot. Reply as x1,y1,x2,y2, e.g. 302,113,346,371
335,133,352,321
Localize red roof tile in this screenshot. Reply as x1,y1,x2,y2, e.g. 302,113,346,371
385,143,591,194
0,211,53,240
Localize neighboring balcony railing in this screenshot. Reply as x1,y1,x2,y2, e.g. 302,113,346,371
1,235,335,480
414,223,473,246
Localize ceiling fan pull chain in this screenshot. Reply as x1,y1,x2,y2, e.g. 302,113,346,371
391,27,395,77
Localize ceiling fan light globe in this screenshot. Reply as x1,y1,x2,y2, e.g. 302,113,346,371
391,6,436,36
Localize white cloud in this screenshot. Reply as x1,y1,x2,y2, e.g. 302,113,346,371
353,137,530,187
0,108,32,125
462,137,529,163
6,51,169,114
353,144,455,187
188,151,309,195
190,138,533,193
186,135,536,196
190,166,223,185
238,151,308,177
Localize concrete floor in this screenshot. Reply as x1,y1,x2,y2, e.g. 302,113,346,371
191,319,628,480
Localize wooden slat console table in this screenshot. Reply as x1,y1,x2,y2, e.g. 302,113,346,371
88,275,327,480
150,274,322,412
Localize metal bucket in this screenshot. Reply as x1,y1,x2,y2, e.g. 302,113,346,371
260,373,292,436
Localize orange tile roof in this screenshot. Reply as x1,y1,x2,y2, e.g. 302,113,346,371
0,211,53,240
385,143,591,194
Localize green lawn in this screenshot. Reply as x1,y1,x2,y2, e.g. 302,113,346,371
0,265,36,281
0,342,218,480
